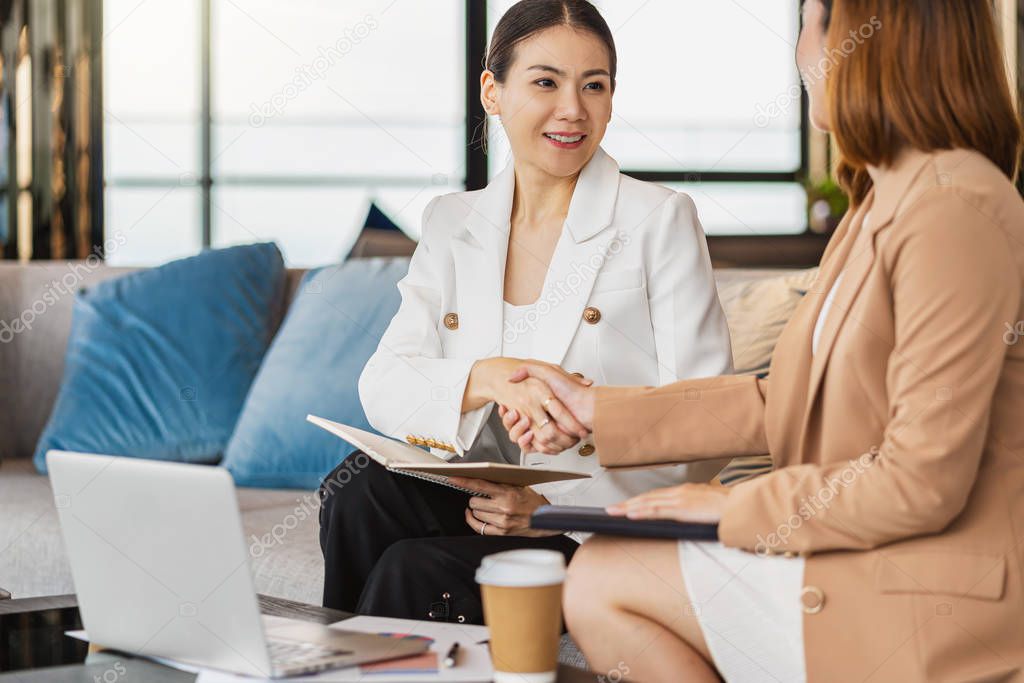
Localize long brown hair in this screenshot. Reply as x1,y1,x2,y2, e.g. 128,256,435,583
821,0,1022,205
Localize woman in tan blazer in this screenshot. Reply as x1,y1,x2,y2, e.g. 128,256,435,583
502,1,1024,680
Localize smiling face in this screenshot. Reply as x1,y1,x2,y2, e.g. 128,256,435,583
481,24,614,179
798,0,831,131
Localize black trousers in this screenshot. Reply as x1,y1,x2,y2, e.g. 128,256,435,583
318,452,578,625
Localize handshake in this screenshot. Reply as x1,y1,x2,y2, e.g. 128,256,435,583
470,358,599,455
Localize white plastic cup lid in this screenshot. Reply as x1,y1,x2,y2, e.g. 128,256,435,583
475,549,566,587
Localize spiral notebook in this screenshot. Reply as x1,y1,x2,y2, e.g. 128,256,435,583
307,415,590,496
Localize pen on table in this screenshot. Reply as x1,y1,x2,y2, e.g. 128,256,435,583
443,641,460,668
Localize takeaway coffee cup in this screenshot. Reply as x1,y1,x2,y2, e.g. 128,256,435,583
475,549,566,683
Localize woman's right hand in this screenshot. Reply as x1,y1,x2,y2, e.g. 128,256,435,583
498,404,528,439
465,358,592,452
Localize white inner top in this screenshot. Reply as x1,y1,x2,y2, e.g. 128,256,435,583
483,301,540,467
812,272,844,356
812,211,871,356
502,300,536,360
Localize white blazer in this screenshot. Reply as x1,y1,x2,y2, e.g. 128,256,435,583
359,147,734,511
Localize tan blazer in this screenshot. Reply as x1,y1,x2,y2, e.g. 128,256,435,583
593,148,1024,682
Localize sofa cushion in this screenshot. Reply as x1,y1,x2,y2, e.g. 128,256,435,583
32,243,285,473
0,457,323,603
714,267,819,486
717,267,819,375
0,458,73,598
221,258,408,489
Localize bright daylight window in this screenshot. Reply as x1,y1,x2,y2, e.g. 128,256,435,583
104,0,804,267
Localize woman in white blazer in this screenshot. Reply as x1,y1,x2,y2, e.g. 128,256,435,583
318,0,732,623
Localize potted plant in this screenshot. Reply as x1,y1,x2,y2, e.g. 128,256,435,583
805,177,849,234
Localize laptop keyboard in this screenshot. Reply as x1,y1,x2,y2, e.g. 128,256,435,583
267,638,352,668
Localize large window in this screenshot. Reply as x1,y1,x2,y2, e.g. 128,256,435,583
104,0,807,267
104,0,465,266
104,0,203,265
209,0,465,261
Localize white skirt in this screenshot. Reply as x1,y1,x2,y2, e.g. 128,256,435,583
678,541,806,682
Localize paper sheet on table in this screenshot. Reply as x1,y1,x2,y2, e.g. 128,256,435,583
66,629,205,673
70,615,493,682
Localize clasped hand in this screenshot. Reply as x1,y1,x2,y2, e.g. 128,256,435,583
457,359,597,536
485,362,733,528
495,361,597,455
468,358,595,453
477,360,728,529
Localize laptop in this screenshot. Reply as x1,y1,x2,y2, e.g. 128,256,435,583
46,450,428,678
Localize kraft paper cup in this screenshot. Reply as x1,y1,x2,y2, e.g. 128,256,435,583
476,549,566,683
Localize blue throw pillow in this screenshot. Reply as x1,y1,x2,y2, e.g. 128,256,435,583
220,257,409,489
33,243,285,473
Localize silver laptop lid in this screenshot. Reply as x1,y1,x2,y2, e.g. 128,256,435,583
47,450,274,677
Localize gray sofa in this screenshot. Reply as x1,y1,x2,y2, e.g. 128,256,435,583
0,261,326,604
0,260,785,606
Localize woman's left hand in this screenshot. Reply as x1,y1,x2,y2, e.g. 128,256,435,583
606,483,730,524
448,476,561,537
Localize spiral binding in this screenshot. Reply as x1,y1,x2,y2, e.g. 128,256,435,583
388,467,492,498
